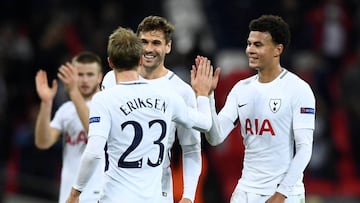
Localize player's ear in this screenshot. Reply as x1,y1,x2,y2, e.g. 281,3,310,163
107,57,115,69
139,57,143,66
274,44,283,57
165,40,171,54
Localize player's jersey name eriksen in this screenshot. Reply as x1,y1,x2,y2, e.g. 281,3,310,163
120,97,167,116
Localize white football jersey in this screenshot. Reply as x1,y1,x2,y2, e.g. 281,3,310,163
219,69,315,196
101,70,200,200
88,81,208,203
50,101,104,203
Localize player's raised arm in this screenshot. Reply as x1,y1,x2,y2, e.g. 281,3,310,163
34,69,61,149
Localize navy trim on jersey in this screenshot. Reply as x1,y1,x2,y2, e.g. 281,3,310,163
234,117,239,126
168,72,175,80
279,69,288,79
118,82,148,85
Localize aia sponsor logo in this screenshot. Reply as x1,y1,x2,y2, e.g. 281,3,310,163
245,118,275,136
65,130,88,145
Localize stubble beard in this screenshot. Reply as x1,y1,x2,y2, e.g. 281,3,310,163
81,85,98,100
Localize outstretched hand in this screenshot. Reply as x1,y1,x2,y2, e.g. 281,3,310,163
35,69,58,103
191,55,221,95
57,62,79,94
191,56,213,96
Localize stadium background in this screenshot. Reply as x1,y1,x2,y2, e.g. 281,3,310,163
1,0,360,202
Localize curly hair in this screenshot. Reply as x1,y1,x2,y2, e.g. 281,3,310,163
249,15,291,51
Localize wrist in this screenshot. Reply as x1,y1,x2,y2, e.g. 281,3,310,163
70,187,81,197
68,88,80,97
180,197,192,203
275,192,287,199
196,90,209,96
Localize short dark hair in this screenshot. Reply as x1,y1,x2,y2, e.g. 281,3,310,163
72,51,102,71
136,16,175,44
249,15,291,51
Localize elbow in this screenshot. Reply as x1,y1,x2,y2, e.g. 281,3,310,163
35,141,52,150
205,117,213,132
208,140,222,146
205,133,223,146
204,123,212,132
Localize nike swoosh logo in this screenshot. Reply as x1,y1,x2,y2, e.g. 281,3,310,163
238,104,247,108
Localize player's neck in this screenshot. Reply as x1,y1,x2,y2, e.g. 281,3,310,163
140,66,168,80
257,64,283,83
115,70,139,83
83,88,100,101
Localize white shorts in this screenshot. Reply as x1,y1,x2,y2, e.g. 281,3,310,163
230,190,305,203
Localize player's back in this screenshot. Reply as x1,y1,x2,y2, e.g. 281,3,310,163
91,81,180,203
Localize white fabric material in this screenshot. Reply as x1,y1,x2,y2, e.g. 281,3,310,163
73,80,210,202
205,92,234,145
276,128,313,197
73,135,106,191
207,69,315,196
102,70,202,202
230,189,305,203
140,72,202,202
100,70,116,91
181,143,202,200
50,101,104,203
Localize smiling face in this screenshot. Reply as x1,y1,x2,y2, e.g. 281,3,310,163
245,31,282,71
138,30,171,71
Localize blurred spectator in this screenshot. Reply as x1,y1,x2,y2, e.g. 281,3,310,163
306,0,352,66
305,0,353,106
0,0,360,202
339,58,360,175
11,101,60,200
163,0,215,56
290,51,337,181
0,64,8,203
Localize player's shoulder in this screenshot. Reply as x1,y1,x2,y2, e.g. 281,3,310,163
101,70,116,90
233,74,257,89
166,70,194,93
55,100,76,115
92,87,116,104
281,69,312,88
167,71,190,85
58,100,74,109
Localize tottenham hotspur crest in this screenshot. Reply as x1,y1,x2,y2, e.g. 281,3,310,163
269,99,281,113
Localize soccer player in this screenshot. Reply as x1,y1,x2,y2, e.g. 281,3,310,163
201,15,316,203
34,51,104,203
66,26,213,203
101,16,202,203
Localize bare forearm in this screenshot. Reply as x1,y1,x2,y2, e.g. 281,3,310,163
35,101,57,149
69,89,89,133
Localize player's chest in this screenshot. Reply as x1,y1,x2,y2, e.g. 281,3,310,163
236,88,292,120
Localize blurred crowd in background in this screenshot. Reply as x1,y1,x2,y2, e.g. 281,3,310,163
1,0,360,202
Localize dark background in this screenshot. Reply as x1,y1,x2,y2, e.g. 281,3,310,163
1,0,360,202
